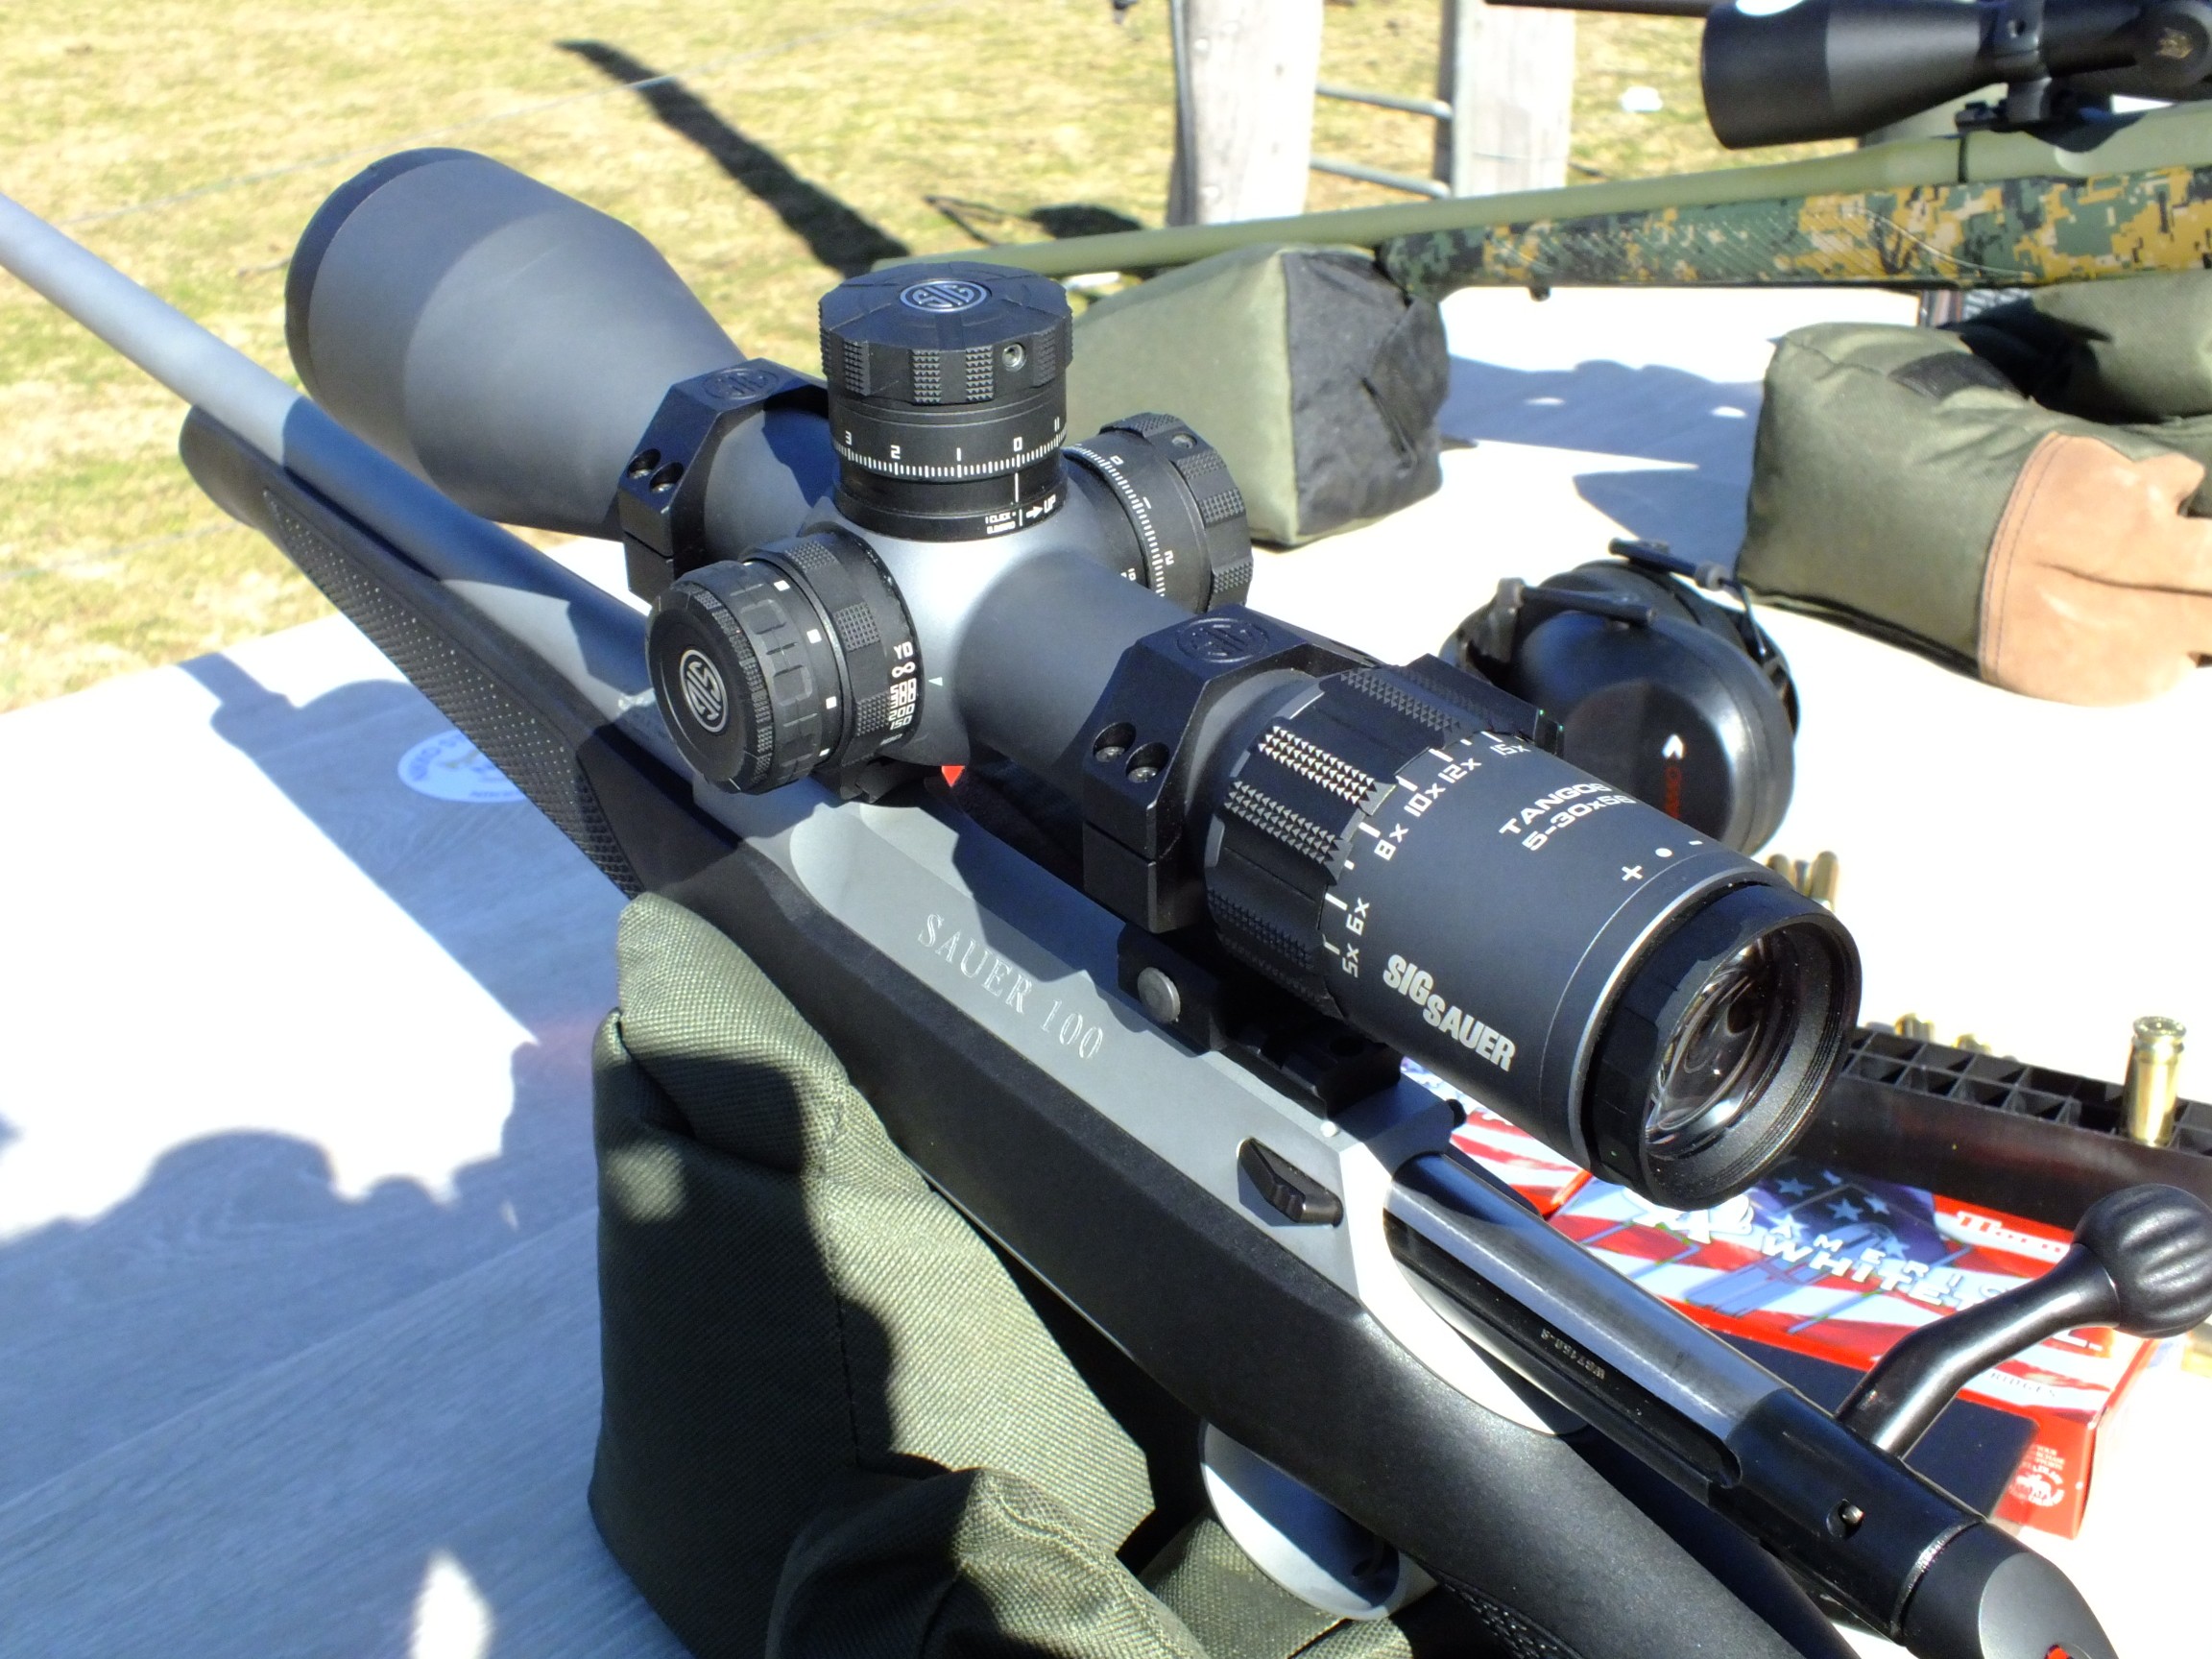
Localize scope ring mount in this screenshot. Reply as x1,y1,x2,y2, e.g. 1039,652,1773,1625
616,361,828,601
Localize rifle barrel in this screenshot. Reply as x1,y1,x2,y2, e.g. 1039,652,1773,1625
879,101,2212,284
0,193,297,461
0,191,666,750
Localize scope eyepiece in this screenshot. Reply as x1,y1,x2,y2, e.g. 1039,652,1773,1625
820,263,1074,541
1588,882,1854,1205
1197,658,1859,1205
1700,0,2186,148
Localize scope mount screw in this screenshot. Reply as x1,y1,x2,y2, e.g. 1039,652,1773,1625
1137,966,1183,1026
1826,1502,1864,1538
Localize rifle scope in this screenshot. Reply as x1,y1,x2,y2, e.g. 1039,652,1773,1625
287,150,1860,1206
1703,0,2212,147
1496,0,2212,147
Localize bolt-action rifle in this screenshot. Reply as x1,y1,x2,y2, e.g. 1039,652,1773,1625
914,0,2212,297
6,144,2210,1659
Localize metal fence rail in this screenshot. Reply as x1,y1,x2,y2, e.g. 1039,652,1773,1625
1312,81,1455,199
1311,0,1578,200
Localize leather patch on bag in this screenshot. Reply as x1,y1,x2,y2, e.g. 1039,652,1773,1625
1889,351,2020,401
1980,432,2212,704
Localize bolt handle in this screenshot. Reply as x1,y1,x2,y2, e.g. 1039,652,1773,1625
1839,1184,2212,1456
2072,1181,2212,1334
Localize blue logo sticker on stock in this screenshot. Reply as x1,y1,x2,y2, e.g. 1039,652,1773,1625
397,730,525,804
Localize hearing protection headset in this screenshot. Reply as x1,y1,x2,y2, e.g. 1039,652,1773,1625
1451,540,1798,854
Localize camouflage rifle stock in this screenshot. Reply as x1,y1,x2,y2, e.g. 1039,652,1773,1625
885,102,2212,296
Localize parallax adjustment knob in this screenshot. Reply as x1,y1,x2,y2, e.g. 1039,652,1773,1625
647,528,920,793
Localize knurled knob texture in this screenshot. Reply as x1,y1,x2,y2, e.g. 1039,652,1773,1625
819,263,1071,411
1067,414,1252,612
1208,661,1503,1009
818,264,1073,537
647,559,844,792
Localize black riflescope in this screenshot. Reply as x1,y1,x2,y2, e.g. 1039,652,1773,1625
1700,0,2200,148
285,150,1861,1205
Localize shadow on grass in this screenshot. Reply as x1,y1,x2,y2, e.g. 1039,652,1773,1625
558,39,908,276
1031,204,1143,238
926,196,1144,248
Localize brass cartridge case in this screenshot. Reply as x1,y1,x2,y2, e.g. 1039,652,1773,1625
2123,1017,2187,1146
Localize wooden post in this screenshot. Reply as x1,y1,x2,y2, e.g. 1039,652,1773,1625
1437,0,1576,197
1167,0,1326,226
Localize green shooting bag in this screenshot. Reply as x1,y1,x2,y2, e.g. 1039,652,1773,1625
589,893,1466,1659
1736,319,2212,705
1066,245,1450,547
1956,269,2212,488
1960,268,2212,428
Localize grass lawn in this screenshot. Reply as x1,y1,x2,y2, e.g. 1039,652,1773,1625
0,0,1834,710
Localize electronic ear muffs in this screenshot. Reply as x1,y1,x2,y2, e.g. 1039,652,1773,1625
1450,540,1799,854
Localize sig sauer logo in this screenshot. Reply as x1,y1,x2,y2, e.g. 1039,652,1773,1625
1382,955,1515,1070
900,278,990,313
704,365,781,401
1178,615,1270,664
677,648,730,733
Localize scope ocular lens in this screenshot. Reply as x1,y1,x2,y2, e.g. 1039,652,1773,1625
1645,935,1794,1156
1590,887,1853,1208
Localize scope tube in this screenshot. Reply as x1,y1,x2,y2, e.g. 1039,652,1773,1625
953,549,1195,792
269,149,1866,1208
